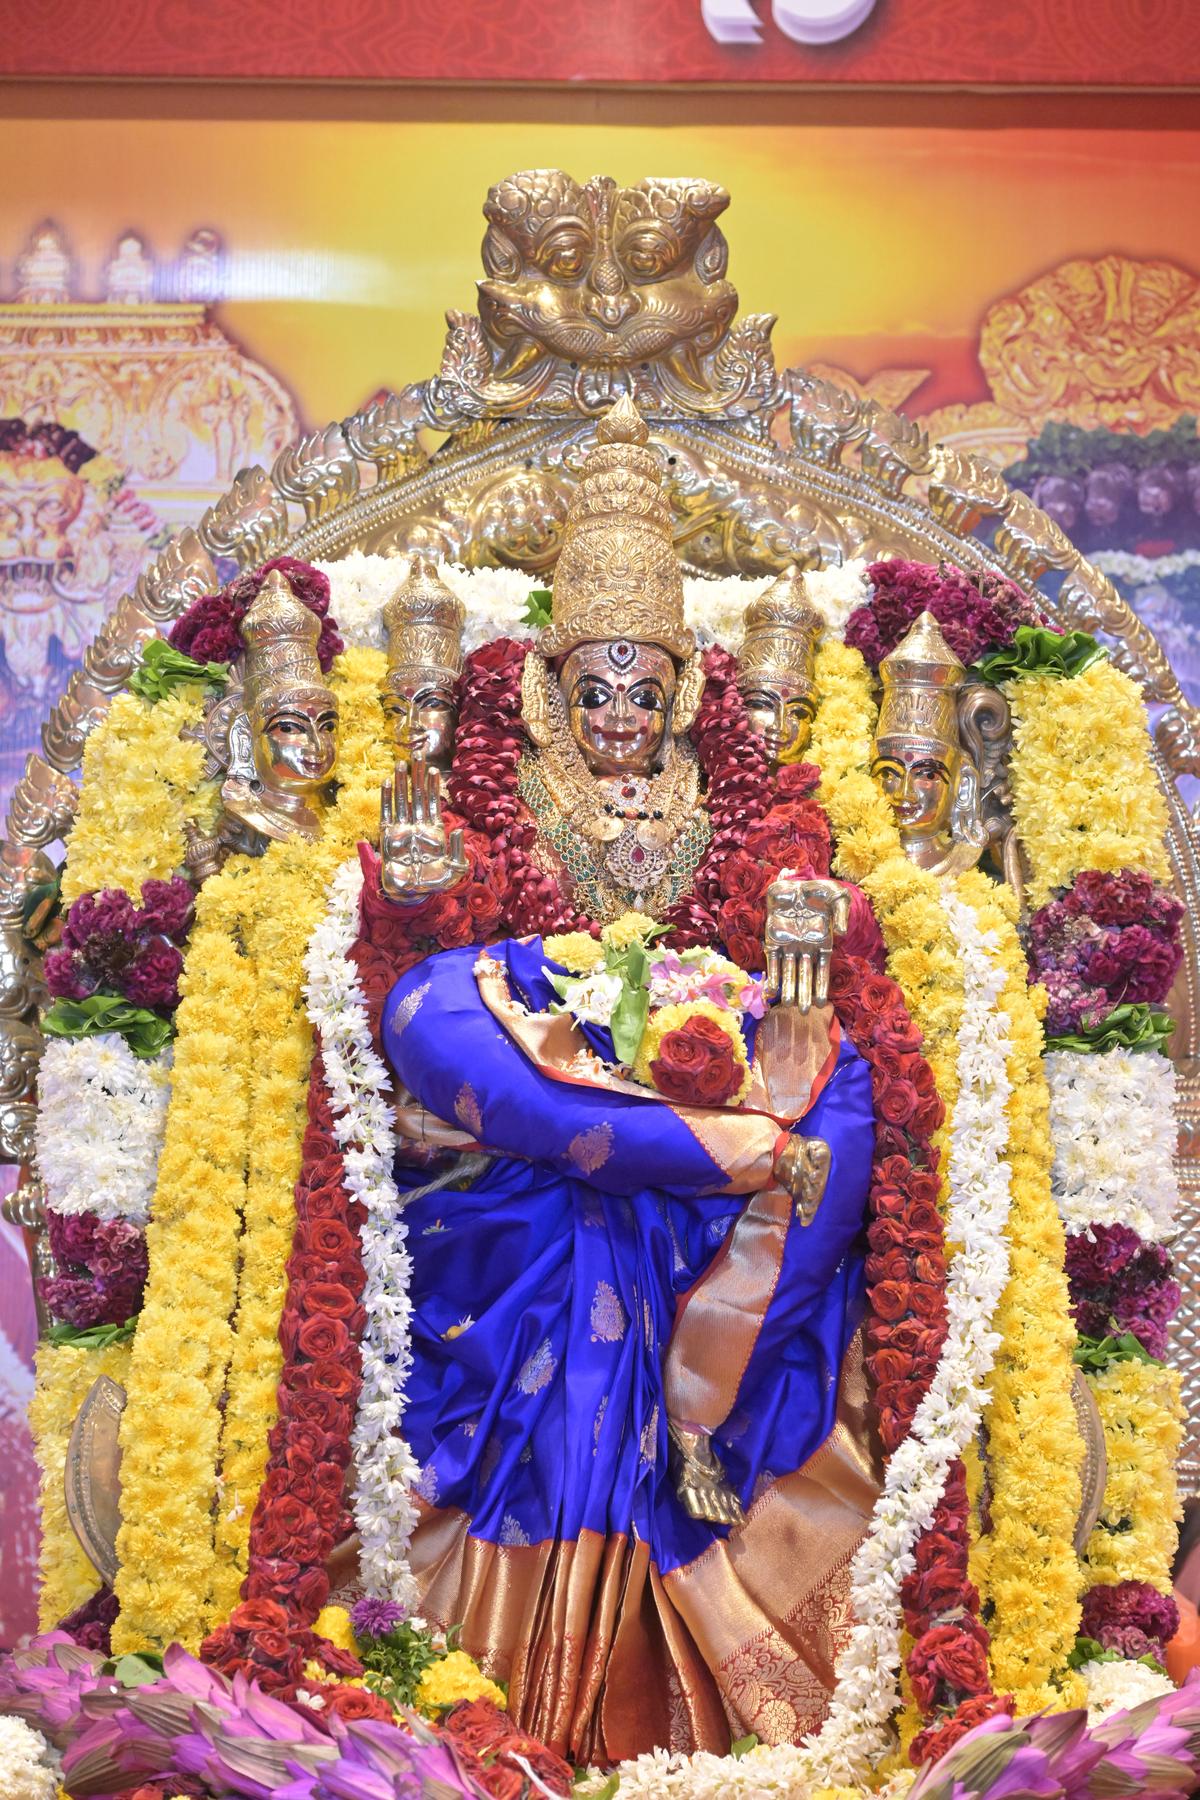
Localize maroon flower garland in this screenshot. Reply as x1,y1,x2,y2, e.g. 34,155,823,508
201,1051,368,1695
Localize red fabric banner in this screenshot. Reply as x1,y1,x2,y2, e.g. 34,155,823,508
3,0,1199,87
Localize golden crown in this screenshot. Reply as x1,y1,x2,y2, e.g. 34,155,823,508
239,569,332,720
737,568,822,698
876,610,965,750
382,557,466,692
539,395,694,663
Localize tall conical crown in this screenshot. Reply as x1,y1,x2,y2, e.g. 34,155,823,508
540,395,694,662
382,557,466,691
737,567,822,699
876,610,965,749
239,568,331,720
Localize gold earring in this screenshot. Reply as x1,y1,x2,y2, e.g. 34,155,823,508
521,650,554,748
672,652,706,737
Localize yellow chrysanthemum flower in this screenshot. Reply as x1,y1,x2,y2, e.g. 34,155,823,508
543,930,604,973
314,1605,359,1653
600,910,658,952
415,1649,507,1714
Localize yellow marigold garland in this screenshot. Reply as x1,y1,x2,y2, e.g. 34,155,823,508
112,920,254,1651
956,869,1084,1714
30,1339,133,1628
1082,1358,1183,1593
114,647,390,1652
1005,661,1171,909
61,684,219,904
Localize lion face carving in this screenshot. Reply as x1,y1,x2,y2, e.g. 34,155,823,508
477,171,739,373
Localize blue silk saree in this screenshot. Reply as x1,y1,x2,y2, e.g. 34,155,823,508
381,937,881,1762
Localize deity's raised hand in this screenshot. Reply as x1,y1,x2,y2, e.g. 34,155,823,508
763,873,850,1012
379,757,469,900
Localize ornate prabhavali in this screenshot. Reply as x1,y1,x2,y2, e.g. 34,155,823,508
3,162,1199,1505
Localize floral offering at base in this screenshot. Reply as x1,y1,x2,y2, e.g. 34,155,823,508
4,377,1196,1800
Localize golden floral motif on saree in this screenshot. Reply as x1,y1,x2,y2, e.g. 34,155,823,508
569,1121,614,1175
589,1279,627,1343
454,1081,484,1136
516,1337,557,1396
390,979,431,1035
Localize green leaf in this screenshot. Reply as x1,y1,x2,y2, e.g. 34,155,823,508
522,588,554,630
542,967,575,1001
1073,1331,1158,1374
609,982,649,1067
42,994,173,1060
971,624,1108,684
103,1651,166,1686
580,1778,620,1799
1045,1003,1174,1056
128,637,229,703
47,1319,137,1350
624,940,649,991
730,1735,759,1758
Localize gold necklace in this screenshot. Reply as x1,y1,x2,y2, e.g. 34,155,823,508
521,688,705,918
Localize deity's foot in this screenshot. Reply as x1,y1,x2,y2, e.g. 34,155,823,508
667,1421,746,1528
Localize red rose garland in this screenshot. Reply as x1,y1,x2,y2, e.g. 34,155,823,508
201,1052,369,1694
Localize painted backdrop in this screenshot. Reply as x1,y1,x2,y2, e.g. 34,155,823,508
2,108,1200,1640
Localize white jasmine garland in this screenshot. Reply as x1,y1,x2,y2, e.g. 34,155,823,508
319,552,873,658
796,884,1015,1786
34,1034,172,1225
1078,1655,1174,1722
0,1716,61,1800
803,558,872,641
1046,1048,1181,1242
1092,546,1200,587
303,857,420,1610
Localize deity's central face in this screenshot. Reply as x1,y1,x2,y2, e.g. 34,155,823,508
253,690,339,795
384,681,458,771
561,639,676,777
740,678,815,768
871,743,956,838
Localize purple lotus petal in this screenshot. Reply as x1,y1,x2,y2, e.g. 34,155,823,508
163,1644,234,1701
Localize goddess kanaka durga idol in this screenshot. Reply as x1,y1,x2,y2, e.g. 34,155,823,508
336,396,907,1760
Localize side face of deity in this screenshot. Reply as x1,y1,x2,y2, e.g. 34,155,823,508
870,739,958,840
251,687,339,795
560,639,677,777
740,676,816,768
383,678,459,770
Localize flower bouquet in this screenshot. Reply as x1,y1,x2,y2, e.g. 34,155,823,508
543,912,766,1109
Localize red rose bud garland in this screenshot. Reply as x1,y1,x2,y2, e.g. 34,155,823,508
202,1052,366,1690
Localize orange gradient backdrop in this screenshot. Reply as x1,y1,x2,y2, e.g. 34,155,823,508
3,113,1200,425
